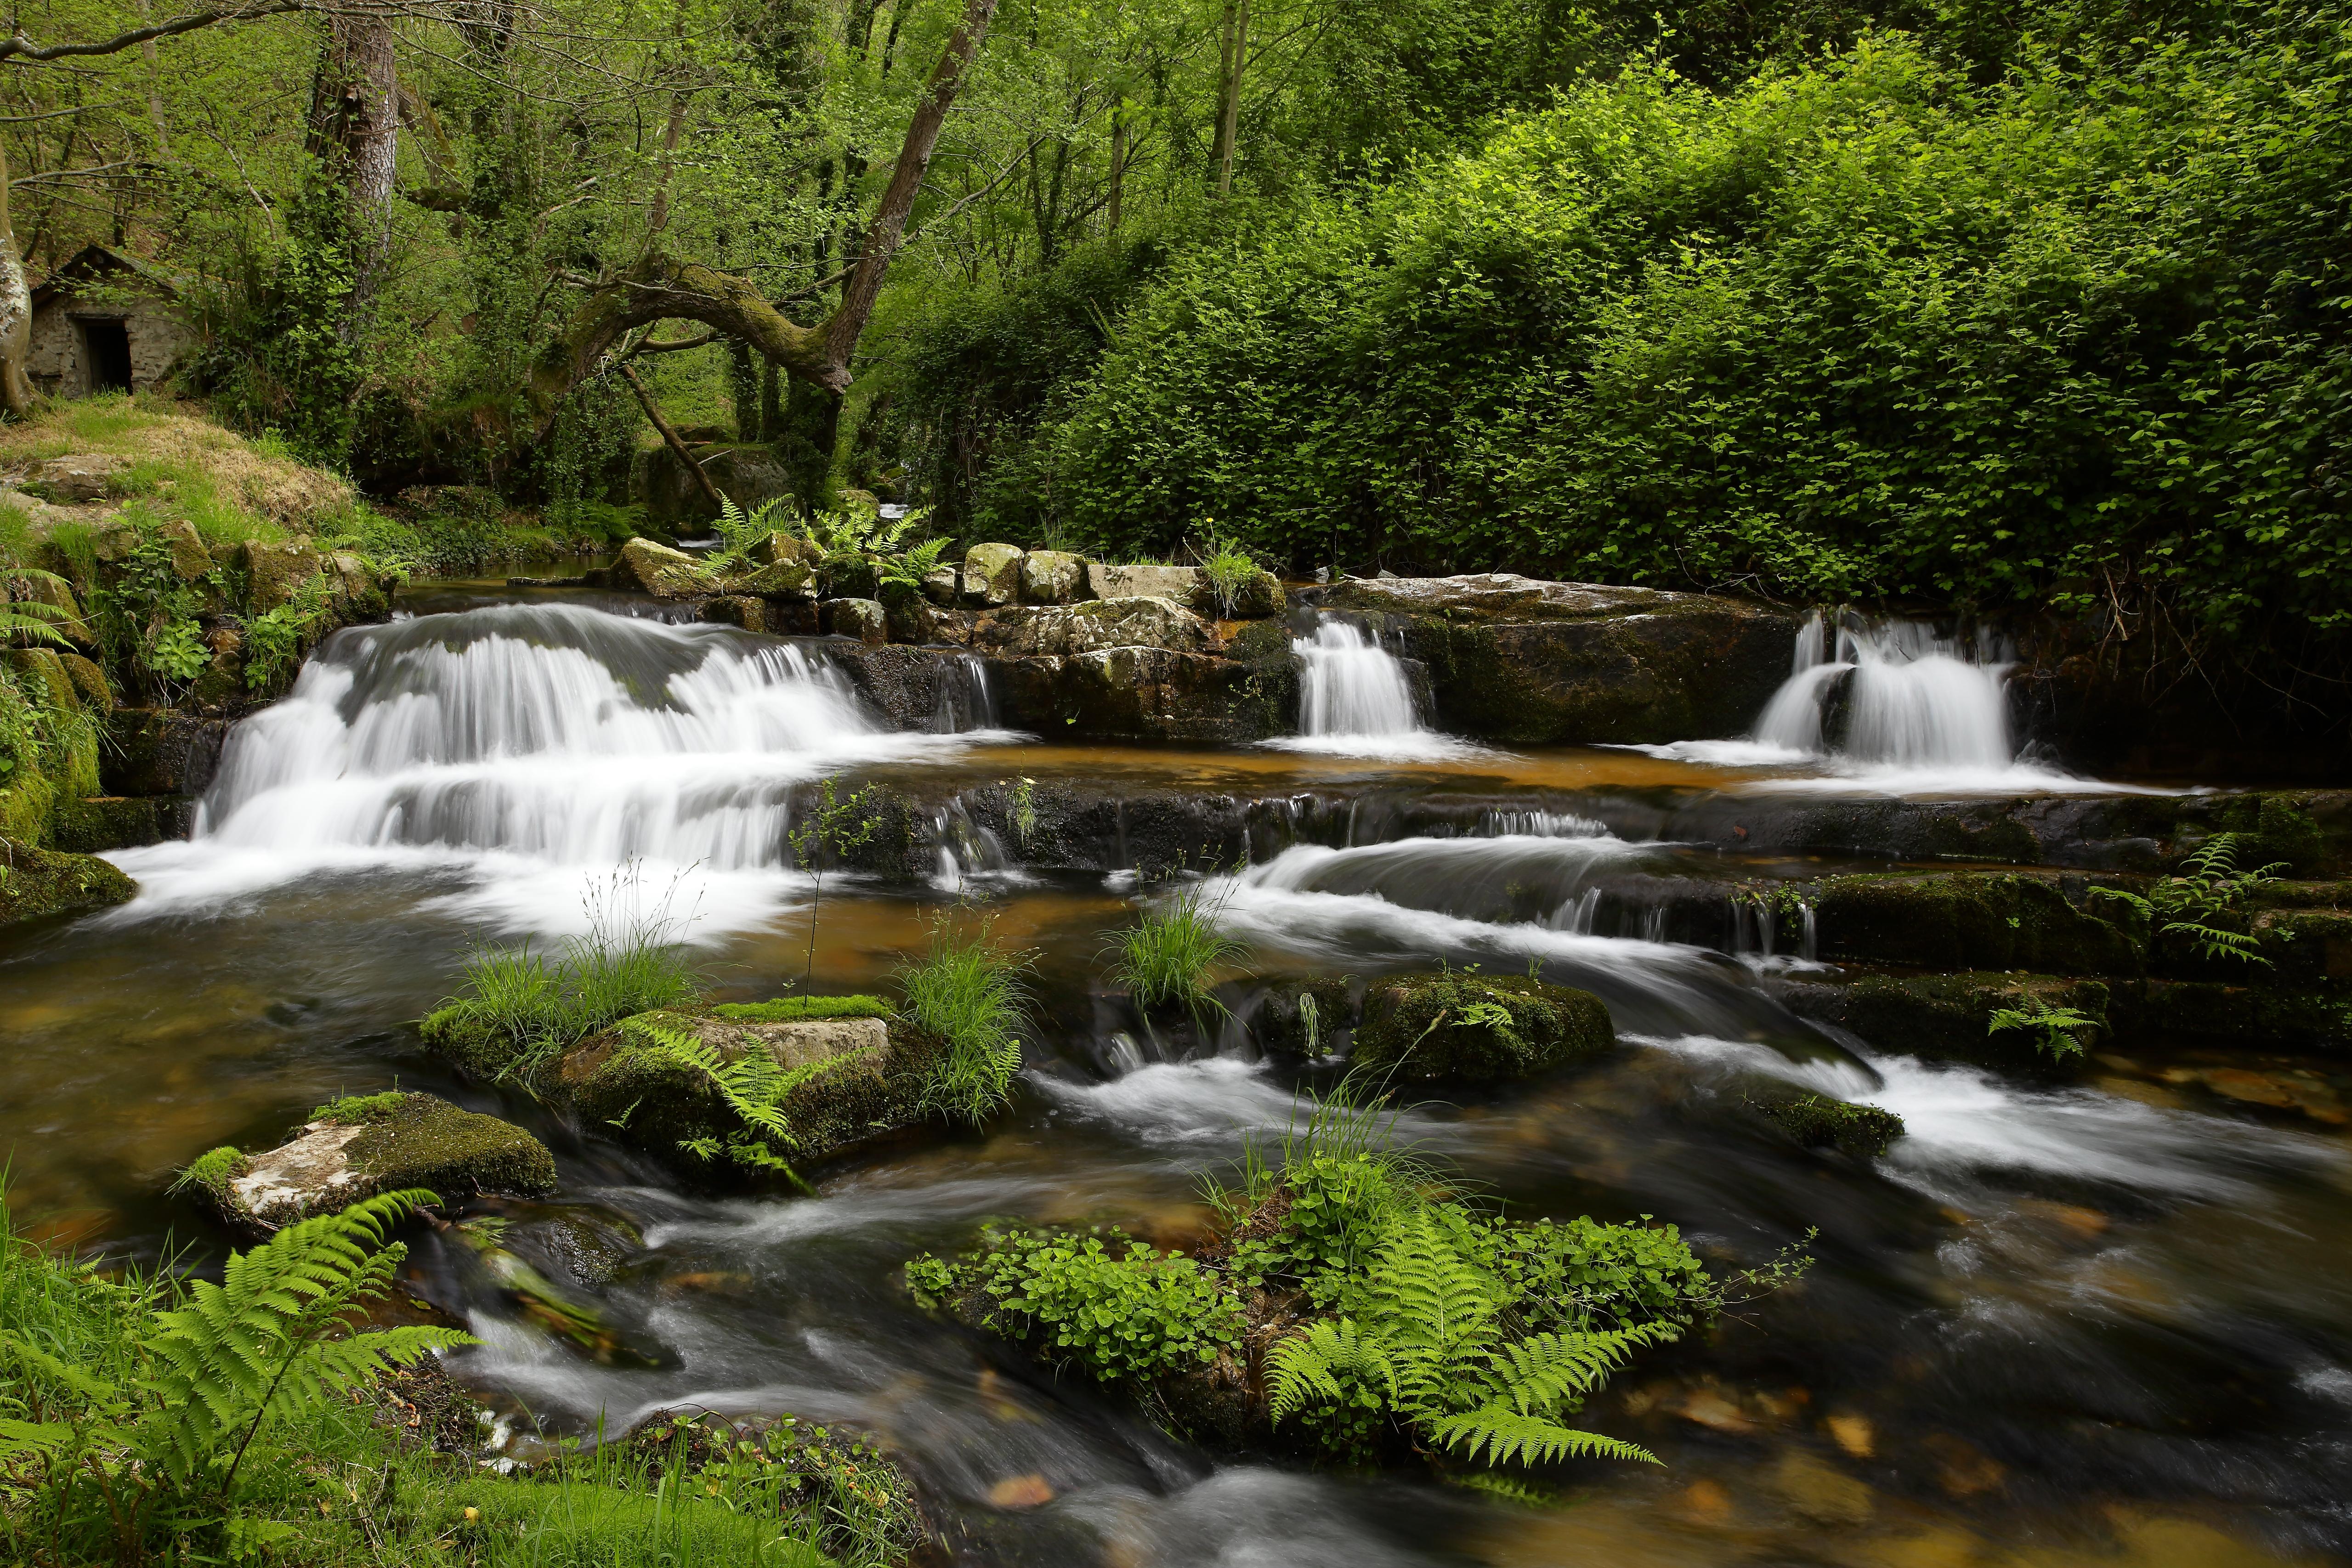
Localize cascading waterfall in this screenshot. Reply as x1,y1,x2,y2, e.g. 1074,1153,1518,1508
123,604,982,921
1755,611,2017,770
931,652,997,734
1269,617,1475,758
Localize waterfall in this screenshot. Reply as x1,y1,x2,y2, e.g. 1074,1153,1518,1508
1755,611,2016,770
124,604,984,923
1268,618,1475,758
931,653,997,734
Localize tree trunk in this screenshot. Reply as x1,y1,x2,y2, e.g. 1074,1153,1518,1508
1212,0,1247,197
0,136,35,417
771,379,841,513
620,362,727,514
1108,103,1127,231
310,13,400,337
728,338,762,441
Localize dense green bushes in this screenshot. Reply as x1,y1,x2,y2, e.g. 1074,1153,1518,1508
963,4,2346,660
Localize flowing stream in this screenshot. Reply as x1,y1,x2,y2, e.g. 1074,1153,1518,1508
2,587,2346,1566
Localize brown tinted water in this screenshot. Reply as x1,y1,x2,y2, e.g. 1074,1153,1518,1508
2,594,2346,1568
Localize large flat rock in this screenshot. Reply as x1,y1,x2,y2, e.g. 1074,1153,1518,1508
215,1092,555,1232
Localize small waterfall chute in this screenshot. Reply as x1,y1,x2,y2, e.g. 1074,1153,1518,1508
1265,617,1480,759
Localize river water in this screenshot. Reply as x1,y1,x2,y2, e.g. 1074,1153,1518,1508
2,586,2347,1566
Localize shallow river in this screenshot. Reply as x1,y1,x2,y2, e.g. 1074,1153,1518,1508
3,588,2347,1567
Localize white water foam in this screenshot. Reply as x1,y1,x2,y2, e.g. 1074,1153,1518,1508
1264,619,1484,760
1634,611,2173,796
1651,1034,2340,1201
105,604,1012,932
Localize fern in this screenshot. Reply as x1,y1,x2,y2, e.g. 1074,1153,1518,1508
142,1189,471,1494
618,1014,872,1164
1267,1210,1666,1468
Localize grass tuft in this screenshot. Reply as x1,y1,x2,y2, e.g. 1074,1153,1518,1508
899,911,1031,1125
1104,878,1247,1019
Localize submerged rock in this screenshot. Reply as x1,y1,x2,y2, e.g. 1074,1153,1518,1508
0,837,136,925
1352,972,1614,1084
198,1092,556,1233
1751,1092,1905,1156
1767,970,2112,1064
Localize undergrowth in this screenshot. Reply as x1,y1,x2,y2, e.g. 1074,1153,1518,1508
1104,877,1245,1020
897,911,1031,1125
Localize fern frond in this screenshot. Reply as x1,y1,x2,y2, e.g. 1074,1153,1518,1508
1268,1317,1396,1423
1429,1406,1660,1467
1482,1325,1672,1416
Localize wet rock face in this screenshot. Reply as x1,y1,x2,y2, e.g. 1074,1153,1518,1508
1768,970,2114,1065
1752,1092,1905,1156
822,596,888,644
215,1093,556,1233
1814,872,2143,976
613,537,719,598
990,646,1295,744
103,708,229,796
1315,573,1799,744
1353,972,1615,1084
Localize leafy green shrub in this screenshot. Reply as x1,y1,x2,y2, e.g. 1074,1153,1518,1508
1105,879,1246,1019
898,912,1031,1124
909,1224,1246,1384
2092,832,2286,967
615,1014,873,1183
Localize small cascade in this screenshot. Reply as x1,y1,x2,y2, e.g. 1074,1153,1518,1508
1547,887,1602,934
929,799,1014,888
1294,620,1421,737
931,653,997,734
1480,808,1609,839
1270,618,1474,758
1756,611,2017,770
140,604,986,916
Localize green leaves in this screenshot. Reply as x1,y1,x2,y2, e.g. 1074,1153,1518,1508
927,1225,1247,1384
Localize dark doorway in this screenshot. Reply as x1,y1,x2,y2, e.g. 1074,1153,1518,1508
79,318,132,394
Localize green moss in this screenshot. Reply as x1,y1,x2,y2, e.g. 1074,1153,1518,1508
169,1144,247,1202
1754,1093,1905,1156
338,1093,557,1201
416,1003,515,1080
1815,872,2144,976
1774,971,2111,1064
712,994,895,1022
1352,972,1614,1085
310,1090,411,1125
0,836,136,926
47,795,163,854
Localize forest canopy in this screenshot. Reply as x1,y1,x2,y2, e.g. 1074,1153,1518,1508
0,0,2345,658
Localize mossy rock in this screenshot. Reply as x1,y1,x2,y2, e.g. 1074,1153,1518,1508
558,1005,947,1182
207,1092,556,1232
418,1004,520,1081
48,795,166,854
2110,978,2352,1053
1251,977,1356,1057
1753,1093,1905,1157
821,552,879,600
1814,872,2143,976
1767,970,2110,1065
0,837,136,926
1353,972,1613,1085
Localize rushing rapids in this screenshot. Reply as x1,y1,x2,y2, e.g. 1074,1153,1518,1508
2,581,2346,1568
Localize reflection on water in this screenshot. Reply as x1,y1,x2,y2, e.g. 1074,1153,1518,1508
0,598,2341,1566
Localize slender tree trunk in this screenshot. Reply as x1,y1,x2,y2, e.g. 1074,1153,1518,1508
620,362,727,513
310,13,400,337
1108,102,1127,231
728,338,761,440
0,137,35,417
1212,0,1247,197
759,360,783,442
134,0,171,157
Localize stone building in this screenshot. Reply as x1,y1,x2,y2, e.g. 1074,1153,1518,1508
26,245,196,399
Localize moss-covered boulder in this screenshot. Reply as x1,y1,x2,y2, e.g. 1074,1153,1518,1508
988,645,1295,744
1814,872,2144,976
1251,977,1357,1057
822,596,888,643
193,1092,556,1233
973,596,1215,658
820,552,879,600
961,542,1024,607
0,837,136,925
551,998,945,1181
1753,1093,1904,1156
238,539,328,613
613,537,720,598
2109,978,2352,1053
1018,549,1084,605
48,795,166,854
1766,970,2111,1064
1320,574,1798,745
1353,972,1614,1085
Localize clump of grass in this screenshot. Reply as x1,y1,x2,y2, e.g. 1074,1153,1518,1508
1104,878,1246,1019
899,910,1032,1124
168,1143,247,1200
433,868,703,1079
